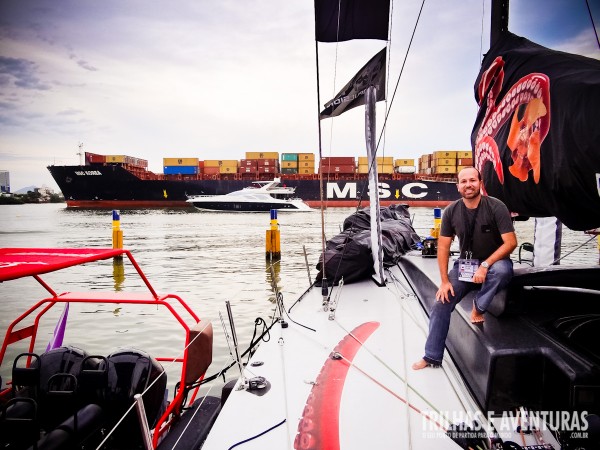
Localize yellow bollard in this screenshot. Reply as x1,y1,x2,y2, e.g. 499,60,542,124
429,207,442,239
266,209,281,260
112,210,123,258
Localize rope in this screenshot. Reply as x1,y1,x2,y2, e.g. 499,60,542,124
227,419,287,450
334,350,448,432
585,0,600,50
552,234,597,264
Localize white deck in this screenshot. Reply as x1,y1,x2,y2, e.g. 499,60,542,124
202,265,481,449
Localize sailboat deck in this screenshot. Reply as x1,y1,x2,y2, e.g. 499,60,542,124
202,265,477,449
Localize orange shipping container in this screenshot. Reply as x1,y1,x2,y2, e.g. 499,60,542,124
433,150,458,159
298,153,315,161
203,166,220,175
204,159,238,167
246,152,279,160
394,159,415,166
219,166,237,174
433,158,456,167
281,161,298,169
434,165,457,174
298,168,314,174
457,151,473,158
163,157,199,166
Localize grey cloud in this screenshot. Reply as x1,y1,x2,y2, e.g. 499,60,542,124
76,59,98,71
69,52,98,72
0,56,50,90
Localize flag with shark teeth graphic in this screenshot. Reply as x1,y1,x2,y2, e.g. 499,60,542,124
471,31,600,231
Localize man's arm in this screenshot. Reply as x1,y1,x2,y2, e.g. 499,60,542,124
436,235,455,302
484,231,517,267
472,231,517,284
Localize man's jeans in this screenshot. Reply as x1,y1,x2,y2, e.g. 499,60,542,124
423,258,513,365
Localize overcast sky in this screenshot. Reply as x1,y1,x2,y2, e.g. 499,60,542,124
1,0,598,192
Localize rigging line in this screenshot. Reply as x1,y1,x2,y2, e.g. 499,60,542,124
332,315,450,421
552,234,597,264
375,0,426,155
333,351,449,432
170,359,233,450
278,324,293,449
360,0,426,207
585,0,600,50
95,320,215,449
338,271,487,420
381,0,395,158
227,419,287,450
398,269,414,449
390,269,486,416
196,316,280,386
480,0,486,63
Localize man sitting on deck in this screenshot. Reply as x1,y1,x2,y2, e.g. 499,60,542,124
412,166,517,370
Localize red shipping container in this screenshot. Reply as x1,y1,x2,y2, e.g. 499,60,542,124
238,167,258,174
258,166,277,173
198,161,205,169
86,152,106,164
240,159,258,168
321,164,356,173
257,159,279,167
321,156,355,166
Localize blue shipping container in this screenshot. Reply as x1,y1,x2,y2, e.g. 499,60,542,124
164,165,198,175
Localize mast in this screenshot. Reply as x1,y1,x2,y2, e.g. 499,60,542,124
490,0,509,46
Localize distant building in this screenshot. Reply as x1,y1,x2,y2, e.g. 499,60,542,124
0,170,9,193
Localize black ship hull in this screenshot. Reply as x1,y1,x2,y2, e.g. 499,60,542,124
48,164,460,209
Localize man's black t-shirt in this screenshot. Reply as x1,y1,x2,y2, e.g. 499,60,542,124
440,196,514,261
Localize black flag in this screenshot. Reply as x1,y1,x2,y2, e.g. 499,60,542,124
320,48,386,120
315,0,390,42
472,32,600,231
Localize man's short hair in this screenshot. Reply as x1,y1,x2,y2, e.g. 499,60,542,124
457,166,481,181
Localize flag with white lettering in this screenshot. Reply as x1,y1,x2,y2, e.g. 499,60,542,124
315,0,390,42
320,48,386,120
472,32,600,231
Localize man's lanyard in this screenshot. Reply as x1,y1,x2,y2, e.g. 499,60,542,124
461,199,481,258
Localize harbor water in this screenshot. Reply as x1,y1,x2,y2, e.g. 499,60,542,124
1,204,598,393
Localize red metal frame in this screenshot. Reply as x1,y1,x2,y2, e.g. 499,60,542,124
0,248,204,449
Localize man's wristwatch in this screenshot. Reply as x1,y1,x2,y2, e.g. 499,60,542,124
481,261,489,269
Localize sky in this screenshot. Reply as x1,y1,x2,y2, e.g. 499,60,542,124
0,0,598,192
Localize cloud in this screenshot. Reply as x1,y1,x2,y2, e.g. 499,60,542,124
68,52,98,72
0,56,51,90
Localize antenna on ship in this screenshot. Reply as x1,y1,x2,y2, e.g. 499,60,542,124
77,142,84,166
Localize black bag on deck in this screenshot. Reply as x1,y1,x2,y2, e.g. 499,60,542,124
316,204,420,285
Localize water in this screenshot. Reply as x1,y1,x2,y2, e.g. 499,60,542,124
1,204,597,392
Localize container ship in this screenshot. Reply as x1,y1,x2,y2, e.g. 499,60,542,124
48,150,473,209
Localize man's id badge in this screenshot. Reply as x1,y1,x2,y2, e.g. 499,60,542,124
458,258,479,282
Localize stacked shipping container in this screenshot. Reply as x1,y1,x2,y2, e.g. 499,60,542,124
418,151,473,175
163,157,200,175
86,150,470,179
320,157,356,175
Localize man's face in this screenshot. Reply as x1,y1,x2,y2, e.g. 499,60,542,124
457,168,481,200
